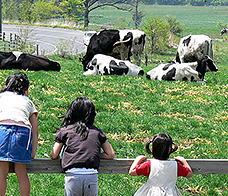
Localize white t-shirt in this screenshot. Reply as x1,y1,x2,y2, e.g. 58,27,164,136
0,91,38,128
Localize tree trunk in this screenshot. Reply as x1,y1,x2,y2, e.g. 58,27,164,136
84,1,89,28
134,0,139,29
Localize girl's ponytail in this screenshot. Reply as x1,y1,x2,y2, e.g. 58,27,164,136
171,142,178,153
145,139,153,154
74,121,89,141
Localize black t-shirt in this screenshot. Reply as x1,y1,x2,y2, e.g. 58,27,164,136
54,124,107,171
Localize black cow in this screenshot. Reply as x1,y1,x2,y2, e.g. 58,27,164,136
81,29,147,71
0,51,61,71
81,29,133,71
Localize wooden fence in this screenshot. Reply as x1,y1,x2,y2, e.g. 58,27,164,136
0,32,21,51
0,32,38,54
8,158,228,175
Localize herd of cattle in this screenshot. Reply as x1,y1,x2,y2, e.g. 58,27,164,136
0,28,227,82
82,29,221,82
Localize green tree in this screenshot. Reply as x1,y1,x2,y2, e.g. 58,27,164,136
166,15,184,36
131,0,149,29
141,15,170,54
165,15,185,47
2,0,20,20
19,0,35,23
60,0,84,24
33,0,60,22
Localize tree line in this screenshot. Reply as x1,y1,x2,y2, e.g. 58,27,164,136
3,0,228,29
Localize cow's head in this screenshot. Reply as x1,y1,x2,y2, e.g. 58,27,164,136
202,55,218,72
83,58,98,75
196,55,218,79
122,61,144,76
221,29,228,36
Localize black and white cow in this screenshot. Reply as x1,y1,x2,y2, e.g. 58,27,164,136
0,51,61,71
146,56,218,82
83,54,144,76
81,29,147,70
175,34,213,64
221,29,228,36
115,30,147,67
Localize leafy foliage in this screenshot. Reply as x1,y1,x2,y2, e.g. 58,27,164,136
141,15,170,53
19,0,35,23
60,0,84,23
166,15,185,36
33,0,60,22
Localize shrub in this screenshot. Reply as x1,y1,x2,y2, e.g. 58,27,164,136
141,15,170,54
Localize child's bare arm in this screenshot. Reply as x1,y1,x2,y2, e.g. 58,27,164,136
30,113,39,159
175,156,193,178
51,142,63,159
101,141,115,159
129,155,147,176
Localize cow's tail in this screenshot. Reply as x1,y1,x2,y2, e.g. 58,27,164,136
209,39,213,60
145,35,148,66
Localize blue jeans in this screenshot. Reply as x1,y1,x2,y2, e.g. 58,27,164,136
0,125,32,163
65,173,98,196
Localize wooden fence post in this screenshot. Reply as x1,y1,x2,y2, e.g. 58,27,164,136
36,44,39,56
10,33,12,42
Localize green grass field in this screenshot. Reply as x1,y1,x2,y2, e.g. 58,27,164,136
90,4,228,37
2,4,228,196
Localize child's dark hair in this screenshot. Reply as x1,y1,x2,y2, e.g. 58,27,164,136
145,133,178,160
1,72,29,95
61,97,96,140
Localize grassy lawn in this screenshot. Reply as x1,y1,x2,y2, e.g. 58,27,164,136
1,4,228,196
2,38,228,195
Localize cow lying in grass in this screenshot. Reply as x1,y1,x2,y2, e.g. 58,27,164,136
146,56,218,82
83,54,144,76
0,51,61,71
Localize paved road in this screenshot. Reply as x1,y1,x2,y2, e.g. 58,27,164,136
2,24,87,55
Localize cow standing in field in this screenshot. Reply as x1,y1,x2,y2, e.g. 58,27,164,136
81,29,133,71
83,54,144,76
175,34,213,64
81,29,147,71
146,56,218,82
0,51,61,71
115,30,147,67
